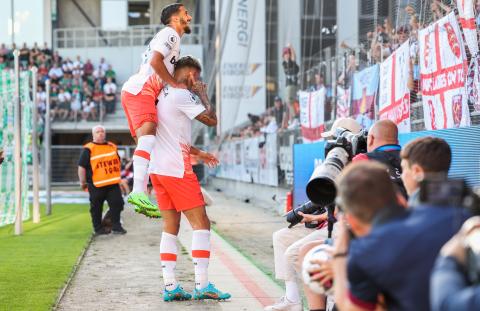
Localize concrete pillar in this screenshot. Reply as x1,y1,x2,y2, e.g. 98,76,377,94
337,0,359,52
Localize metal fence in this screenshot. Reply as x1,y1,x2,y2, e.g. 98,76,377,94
53,24,203,49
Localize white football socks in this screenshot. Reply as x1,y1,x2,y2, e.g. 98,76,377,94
132,135,155,193
160,232,178,291
192,230,211,290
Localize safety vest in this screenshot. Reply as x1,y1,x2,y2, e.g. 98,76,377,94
84,142,121,188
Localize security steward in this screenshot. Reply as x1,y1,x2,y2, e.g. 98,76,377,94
78,125,127,235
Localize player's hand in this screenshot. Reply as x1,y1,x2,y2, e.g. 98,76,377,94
191,80,207,97
198,151,219,168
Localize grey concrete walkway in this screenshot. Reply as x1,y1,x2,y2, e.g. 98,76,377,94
56,191,284,311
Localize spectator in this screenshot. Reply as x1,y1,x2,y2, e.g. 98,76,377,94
330,137,468,311
49,84,59,120
0,43,8,56
83,59,94,77
0,56,7,71
30,42,41,65
82,96,97,121
19,43,30,68
36,85,47,115
105,64,116,82
0,149,3,165
70,88,82,121
41,42,51,58
73,55,83,69
103,77,117,114
62,58,74,75
282,44,300,117
93,64,105,81
99,57,109,72
93,81,104,119
431,216,480,311
272,96,287,129
82,80,92,100
48,62,63,84
57,88,71,120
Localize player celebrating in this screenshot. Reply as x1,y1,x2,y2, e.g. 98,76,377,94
121,3,192,218
149,56,230,301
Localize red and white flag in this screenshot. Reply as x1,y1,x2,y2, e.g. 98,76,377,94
457,0,478,55
379,41,411,133
299,89,325,143
419,12,471,130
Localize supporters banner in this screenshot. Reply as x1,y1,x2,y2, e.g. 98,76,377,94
351,65,379,130
219,0,266,133
379,41,411,133
299,89,325,143
419,12,471,130
457,0,478,55
0,71,32,227
336,86,351,118
215,134,278,186
467,55,480,112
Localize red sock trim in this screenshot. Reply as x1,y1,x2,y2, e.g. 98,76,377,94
192,250,210,258
160,253,177,261
134,150,150,161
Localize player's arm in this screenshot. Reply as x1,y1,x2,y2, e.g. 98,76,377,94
193,82,217,127
150,51,183,88
190,146,219,168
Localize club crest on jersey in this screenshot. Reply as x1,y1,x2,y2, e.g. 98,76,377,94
169,35,177,44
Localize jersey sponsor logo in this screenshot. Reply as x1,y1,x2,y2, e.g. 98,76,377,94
164,42,173,50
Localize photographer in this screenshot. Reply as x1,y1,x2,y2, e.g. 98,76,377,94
265,118,362,311
352,120,407,199
430,216,480,311
329,137,468,311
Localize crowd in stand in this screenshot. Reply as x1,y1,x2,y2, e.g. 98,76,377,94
0,42,118,123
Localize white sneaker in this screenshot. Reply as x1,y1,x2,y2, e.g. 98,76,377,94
264,296,302,311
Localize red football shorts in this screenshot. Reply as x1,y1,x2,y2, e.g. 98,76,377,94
150,172,205,212
121,77,163,137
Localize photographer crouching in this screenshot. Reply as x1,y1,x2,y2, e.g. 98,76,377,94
317,137,470,311
265,118,362,311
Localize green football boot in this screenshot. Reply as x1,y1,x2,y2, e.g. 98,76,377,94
127,192,161,218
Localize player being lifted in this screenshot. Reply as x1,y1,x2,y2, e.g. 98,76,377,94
121,3,191,217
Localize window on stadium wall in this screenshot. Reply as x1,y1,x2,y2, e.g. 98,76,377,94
128,1,150,26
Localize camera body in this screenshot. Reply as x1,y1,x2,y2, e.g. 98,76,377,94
306,128,367,206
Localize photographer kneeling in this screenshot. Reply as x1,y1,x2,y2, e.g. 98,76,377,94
431,216,480,311
329,137,468,311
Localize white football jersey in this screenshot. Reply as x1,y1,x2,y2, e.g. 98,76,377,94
149,86,205,178
122,27,180,95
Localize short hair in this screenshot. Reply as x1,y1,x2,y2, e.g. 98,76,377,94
174,56,202,72
160,3,184,25
400,137,451,173
337,162,398,223
92,125,105,134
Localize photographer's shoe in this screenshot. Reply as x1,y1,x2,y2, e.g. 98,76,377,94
163,285,192,301
193,283,231,300
264,296,302,311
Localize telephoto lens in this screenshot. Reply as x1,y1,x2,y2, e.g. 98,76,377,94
286,201,326,228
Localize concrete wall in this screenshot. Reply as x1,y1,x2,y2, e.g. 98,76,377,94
57,44,203,84
58,0,101,28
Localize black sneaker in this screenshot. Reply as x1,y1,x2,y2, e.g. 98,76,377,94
112,226,127,235
94,227,110,236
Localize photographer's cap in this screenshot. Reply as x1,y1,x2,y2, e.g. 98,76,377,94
321,118,362,138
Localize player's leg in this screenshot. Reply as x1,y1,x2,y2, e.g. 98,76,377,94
121,90,158,215
151,175,191,301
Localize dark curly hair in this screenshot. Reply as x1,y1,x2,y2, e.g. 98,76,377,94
174,56,202,72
